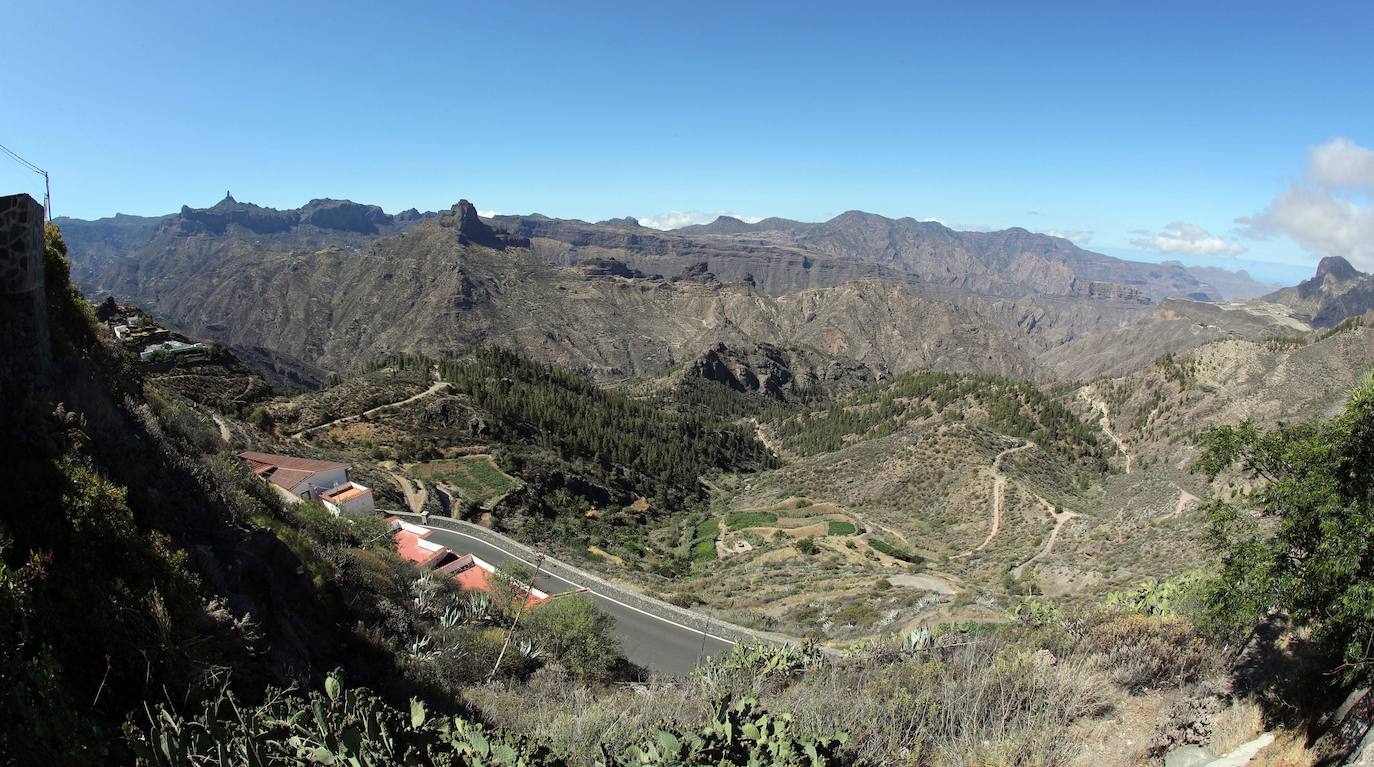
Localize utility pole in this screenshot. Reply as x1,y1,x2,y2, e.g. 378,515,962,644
487,553,546,683
0,142,50,220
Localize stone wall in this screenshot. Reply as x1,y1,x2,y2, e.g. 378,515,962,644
0,193,51,403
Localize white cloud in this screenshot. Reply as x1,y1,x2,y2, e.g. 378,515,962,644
1238,137,1374,270
1130,221,1245,257
1307,137,1374,192
637,210,761,230
1043,228,1094,244
478,209,501,218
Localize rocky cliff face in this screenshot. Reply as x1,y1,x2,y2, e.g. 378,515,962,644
1264,256,1374,327
86,212,1044,383
60,195,1299,387
681,342,876,399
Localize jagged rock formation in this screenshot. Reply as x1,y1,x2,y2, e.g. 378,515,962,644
681,342,876,399
1264,256,1374,327
442,199,527,248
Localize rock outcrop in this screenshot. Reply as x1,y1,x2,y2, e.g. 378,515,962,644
1265,256,1374,327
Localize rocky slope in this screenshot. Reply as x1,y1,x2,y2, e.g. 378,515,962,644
1264,256,1374,327
87,201,1043,383
61,194,1312,387
1041,298,1313,380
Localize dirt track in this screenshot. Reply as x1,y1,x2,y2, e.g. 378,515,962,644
291,380,450,441
953,441,1035,559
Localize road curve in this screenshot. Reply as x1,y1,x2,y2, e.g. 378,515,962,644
393,514,774,677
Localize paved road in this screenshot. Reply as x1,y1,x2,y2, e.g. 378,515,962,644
415,524,739,677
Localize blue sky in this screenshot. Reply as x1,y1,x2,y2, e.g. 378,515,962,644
4,1,1372,284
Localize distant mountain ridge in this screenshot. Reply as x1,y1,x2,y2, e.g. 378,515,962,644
56,194,1311,386
1264,256,1374,327
1174,263,1280,301
501,209,1219,303
75,202,1043,384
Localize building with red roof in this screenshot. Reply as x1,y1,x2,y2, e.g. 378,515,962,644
238,451,375,515
386,517,548,606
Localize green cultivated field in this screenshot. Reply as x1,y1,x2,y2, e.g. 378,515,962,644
412,455,519,505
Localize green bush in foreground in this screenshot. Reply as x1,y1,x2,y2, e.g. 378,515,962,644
1195,371,1374,684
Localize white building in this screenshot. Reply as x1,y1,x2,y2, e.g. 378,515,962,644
238,451,373,515
321,481,376,516
140,340,208,361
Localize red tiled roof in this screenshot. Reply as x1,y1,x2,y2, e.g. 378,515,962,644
238,451,347,473
238,451,347,491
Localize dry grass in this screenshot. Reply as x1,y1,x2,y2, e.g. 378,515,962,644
1249,731,1319,767
1206,698,1265,755
1081,613,1218,693
468,630,1120,767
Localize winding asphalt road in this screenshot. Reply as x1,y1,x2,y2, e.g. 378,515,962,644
412,522,742,677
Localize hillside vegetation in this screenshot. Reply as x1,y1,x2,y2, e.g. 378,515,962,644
768,371,1109,468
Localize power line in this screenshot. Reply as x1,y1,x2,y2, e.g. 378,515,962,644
0,141,51,221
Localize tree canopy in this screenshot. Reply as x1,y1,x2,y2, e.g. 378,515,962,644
1195,372,1374,683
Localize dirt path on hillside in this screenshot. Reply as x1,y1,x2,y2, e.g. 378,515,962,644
1080,390,1132,473
1011,504,1078,579
1160,485,1200,521
851,513,913,547
749,418,788,459
231,376,256,403
952,441,1035,559
211,414,233,444
291,381,450,441
385,469,428,514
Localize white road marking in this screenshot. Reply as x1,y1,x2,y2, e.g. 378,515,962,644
418,525,740,648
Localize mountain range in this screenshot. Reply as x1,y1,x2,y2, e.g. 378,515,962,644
54,194,1362,389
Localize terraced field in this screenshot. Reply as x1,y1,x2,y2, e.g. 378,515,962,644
409,454,520,507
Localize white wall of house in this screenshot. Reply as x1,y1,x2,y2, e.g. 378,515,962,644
322,484,376,516
288,467,350,500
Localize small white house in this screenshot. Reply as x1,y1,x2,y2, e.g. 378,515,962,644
239,451,350,501
140,340,208,361
321,482,376,516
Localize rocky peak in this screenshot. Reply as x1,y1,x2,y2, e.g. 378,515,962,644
441,200,528,249
670,261,719,284
447,200,499,246
1315,256,1361,283
298,199,393,234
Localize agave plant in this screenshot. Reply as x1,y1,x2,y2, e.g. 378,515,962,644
406,635,439,661
903,625,934,653
460,591,495,624
438,604,464,629
410,572,439,614
515,637,544,662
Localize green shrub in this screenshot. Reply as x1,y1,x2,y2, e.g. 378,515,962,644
521,595,620,680
795,537,819,555
868,538,921,564
1194,372,1374,684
